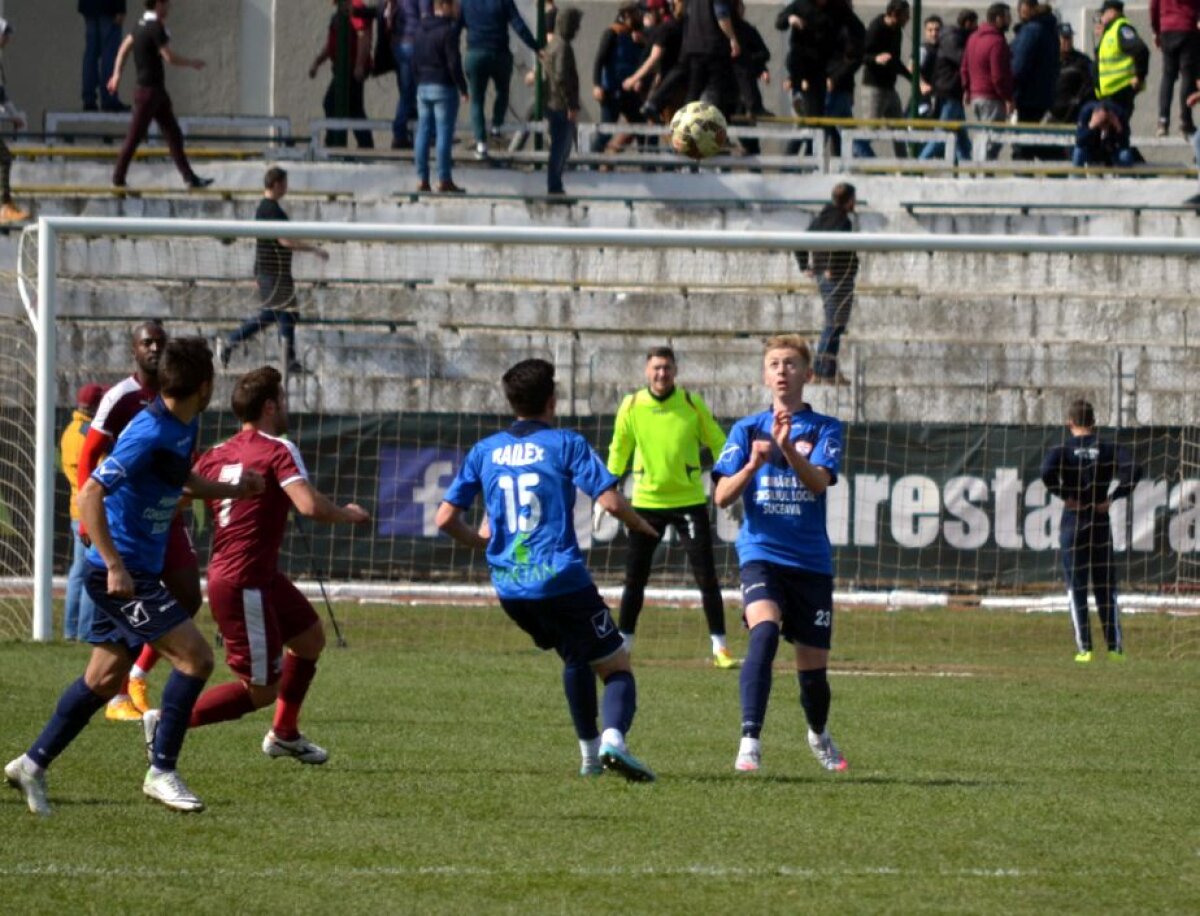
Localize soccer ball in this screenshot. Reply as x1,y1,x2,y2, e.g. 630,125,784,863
670,101,728,160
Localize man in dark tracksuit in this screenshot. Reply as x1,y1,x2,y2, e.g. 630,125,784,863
1040,399,1141,663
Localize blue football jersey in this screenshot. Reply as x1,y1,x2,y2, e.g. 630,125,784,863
712,406,842,575
443,420,618,600
86,399,197,575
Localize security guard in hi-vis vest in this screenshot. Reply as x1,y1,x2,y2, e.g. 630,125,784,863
1093,0,1149,119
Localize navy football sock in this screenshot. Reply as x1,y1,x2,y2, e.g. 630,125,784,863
152,670,207,771
739,621,780,739
27,677,107,769
798,668,831,736
562,661,599,740
601,670,637,736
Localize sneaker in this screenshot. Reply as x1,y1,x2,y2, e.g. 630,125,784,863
142,768,204,812
1107,649,1127,663
186,175,214,190
474,141,489,160
5,756,50,817
262,729,329,765
713,647,740,670
807,729,849,772
734,737,761,772
142,708,161,766
129,676,152,714
599,743,656,783
0,202,29,223
579,759,604,777
105,696,142,722
1074,650,1093,664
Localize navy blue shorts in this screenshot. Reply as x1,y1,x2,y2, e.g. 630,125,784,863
84,565,191,652
739,560,834,649
500,584,624,666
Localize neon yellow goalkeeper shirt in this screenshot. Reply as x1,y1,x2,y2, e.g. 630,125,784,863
605,386,727,510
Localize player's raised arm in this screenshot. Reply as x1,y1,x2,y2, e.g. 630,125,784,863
435,501,489,550
772,409,832,495
713,439,770,507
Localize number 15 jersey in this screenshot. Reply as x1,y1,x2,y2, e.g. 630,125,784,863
443,420,618,601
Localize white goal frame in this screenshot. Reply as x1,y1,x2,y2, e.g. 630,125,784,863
25,216,1200,640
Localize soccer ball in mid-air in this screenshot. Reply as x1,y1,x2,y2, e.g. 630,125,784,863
670,101,728,160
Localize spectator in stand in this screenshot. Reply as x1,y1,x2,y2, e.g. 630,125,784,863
1010,0,1059,160
413,0,469,193
823,4,867,157
681,0,739,117
1093,0,1149,121
591,2,645,154
221,168,330,374
1073,97,1135,165
732,0,772,150
384,0,423,149
1051,22,1093,124
862,0,912,158
795,183,858,385
460,0,540,160
61,383,106,642
544,6,582,195
0,19,30,223
777,0,834,124
310,0,375,150
108,0,212,190
625,0,687,121
962,2,1014,160
917,14,943,119
1150,0,1200,137
920,8,976,161
1184,81,1200,203
80,1,128,112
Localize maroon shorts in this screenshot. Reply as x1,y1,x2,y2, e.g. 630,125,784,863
207,573,319,686
163,512,198,572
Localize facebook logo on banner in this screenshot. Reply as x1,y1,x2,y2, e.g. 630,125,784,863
377,448,463,536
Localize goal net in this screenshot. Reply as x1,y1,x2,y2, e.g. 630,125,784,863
9,217,1200,660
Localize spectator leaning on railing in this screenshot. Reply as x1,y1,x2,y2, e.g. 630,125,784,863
1149,0,1200,137
962,2,1014,160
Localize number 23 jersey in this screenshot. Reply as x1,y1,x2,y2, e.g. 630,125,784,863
443,420,618,600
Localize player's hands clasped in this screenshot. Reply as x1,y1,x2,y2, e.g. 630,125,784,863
771,409,794,452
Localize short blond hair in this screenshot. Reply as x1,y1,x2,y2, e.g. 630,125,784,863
763,334,812,367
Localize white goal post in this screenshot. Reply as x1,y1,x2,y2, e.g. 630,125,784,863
22,216,1200,641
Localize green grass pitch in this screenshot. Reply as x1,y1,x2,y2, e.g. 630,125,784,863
1,604,1197,914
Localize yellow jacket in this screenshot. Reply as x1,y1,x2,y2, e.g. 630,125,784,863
60,410,92,522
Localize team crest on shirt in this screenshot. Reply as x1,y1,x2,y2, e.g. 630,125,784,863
796,440,814,457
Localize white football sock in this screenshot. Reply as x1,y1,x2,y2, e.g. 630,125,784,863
20,753,44,776
600,728,625,752
620,632,634,652
580,737,600,763
130,665,148,680
711,634,728,653
107,693,130,707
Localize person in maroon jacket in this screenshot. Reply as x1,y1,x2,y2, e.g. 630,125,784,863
961,2,1013,159
1150,0,1200,136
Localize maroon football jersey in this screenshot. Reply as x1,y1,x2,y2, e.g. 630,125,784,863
195,429,309,587
92,375,156,440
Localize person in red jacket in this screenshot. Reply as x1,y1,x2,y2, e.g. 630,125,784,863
1150,0,1200,136
961,2,1014,159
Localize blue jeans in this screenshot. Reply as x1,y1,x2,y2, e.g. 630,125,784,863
918,98,972,162
547,109,572,193
392,42,416,144
815,273,855,378
464,47,513,143
64,520,96,640
416,83,460,183
1072,145,1136,167
824,90,873,159
82,15,124,109
230,278,298,362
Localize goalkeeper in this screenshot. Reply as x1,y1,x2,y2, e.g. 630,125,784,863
601,346,736,668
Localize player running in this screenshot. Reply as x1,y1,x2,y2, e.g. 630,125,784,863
601,345,734,667
6,338,263,815
712,335,848,774
189,367,369,762
436,358,660,782
77,319,202,721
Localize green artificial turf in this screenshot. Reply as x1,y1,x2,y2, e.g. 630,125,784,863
1,605,1197,914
